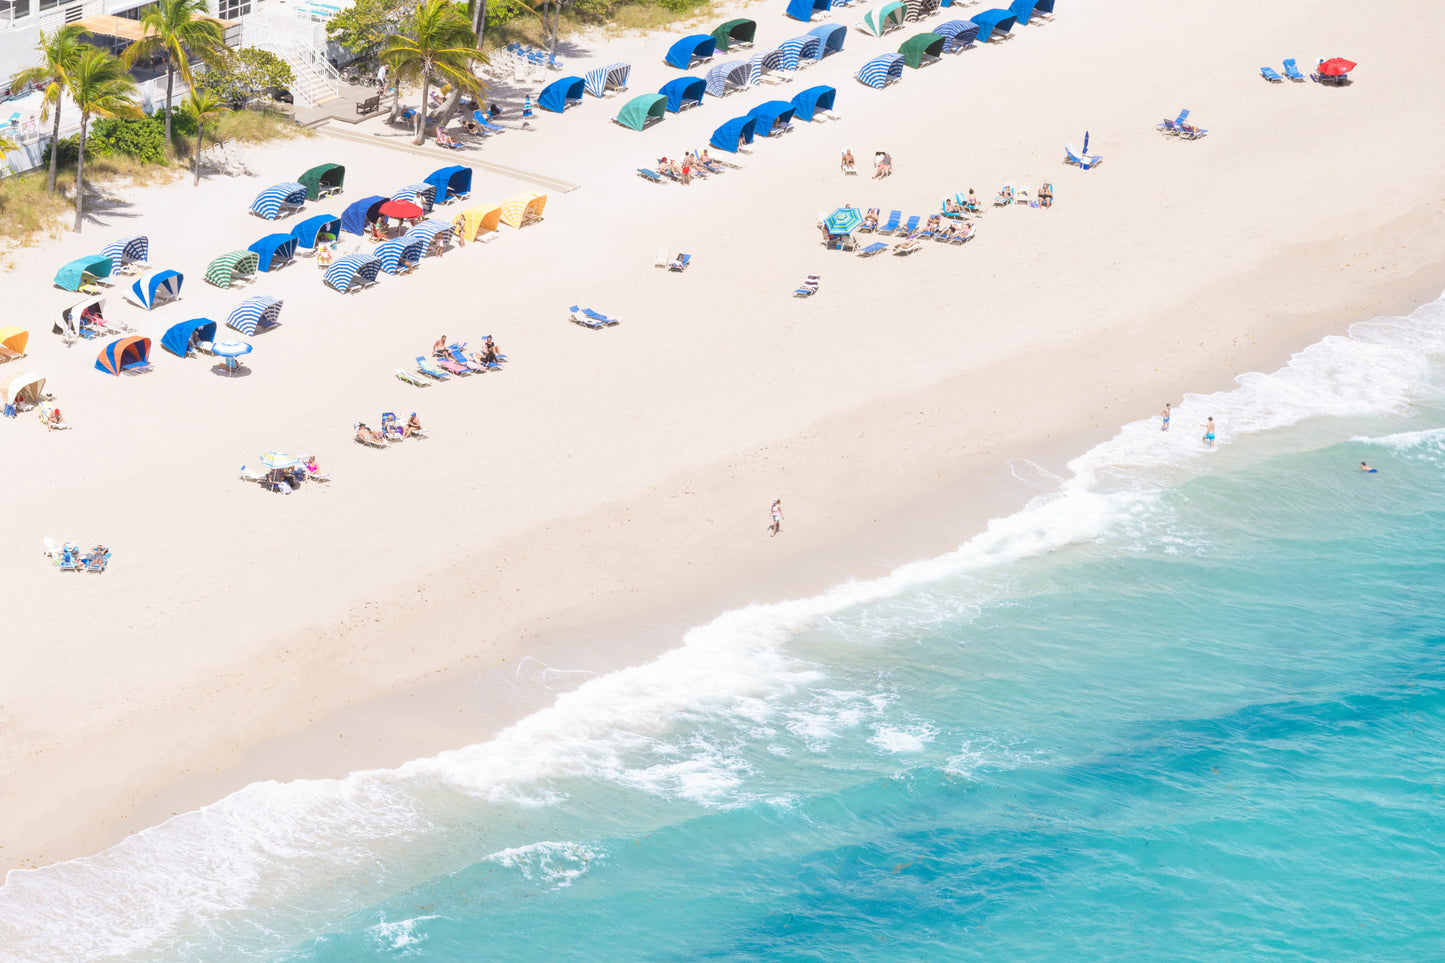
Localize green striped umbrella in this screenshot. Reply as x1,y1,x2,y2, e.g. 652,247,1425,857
204,250,261,289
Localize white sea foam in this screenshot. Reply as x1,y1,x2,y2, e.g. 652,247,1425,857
366,914,438,953
3,294,1444,963
484,841,600,889
870,723,939,754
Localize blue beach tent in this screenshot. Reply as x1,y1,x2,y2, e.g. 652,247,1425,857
785,0,831,23
584,62,631,97
935,19,981,50
778,34,823,68
856,52,905,88
664,34,717,69
659,76,706,112
807,23,847,55
127,269,183,310
709,115,757,153
290,214,341,251
746,100,796,136
424,165,472,203
94,335,152,375
404,218,456,253
971,8,1017,40
374,237,427,275
789,84,836,120
249,181,307,219
226,296,283,336
1008,0,1044,23
748,48,787,85
391,182,436,212
341,195,387,236
705,60,751,97
538,76,585,113
160,318,217,358
100,234,148,274
248,233,298,272
324,253,382,293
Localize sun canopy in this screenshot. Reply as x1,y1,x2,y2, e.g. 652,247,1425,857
250,181,307,219
709,115,757,153
1319,57,1356,76
127,269,183,310
100,234,147,274
341,195,387,236
584,62,631,97
499,194,546,228
290,214,341,250
387,187,433,214
324,252,381,293
424,165,472,203
95,335,151,375
538,76,585,112
1008,0,1043,23
204,250,259,289
659,76,706,112
226,296,283,335
457,204,504,240
970,8,1017,41
54,255,113,291
404,218,458,250
374,237,426,275
785,0,831,22
778,34,823,69
705,60,751,97
856,52,905,87
248,234,298,272
711,18,756,50
615,93,667,130
297,163,345,201
665,34,716,69
0,326,28,357
807,23,847,55
935,19,980,50
789,84,836,120
862,1,907,36
0,371,45,405
899,32,945,67
903,0,940,22
160,318,217,358
746,100,796,136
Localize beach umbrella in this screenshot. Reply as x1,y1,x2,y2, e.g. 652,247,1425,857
378,199,424,220
260,449,299,470
212,340,253,357
1083,130,1090,154
824,207,863,235
1318,57,1356,76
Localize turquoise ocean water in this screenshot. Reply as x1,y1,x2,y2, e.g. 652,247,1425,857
2,296,1444,961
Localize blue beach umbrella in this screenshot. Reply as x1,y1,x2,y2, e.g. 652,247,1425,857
211,340,253,358
824,207,863,235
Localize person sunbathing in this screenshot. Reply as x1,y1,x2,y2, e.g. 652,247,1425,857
1039,182,1053,208
433,334,449,357
304,454,322,475
964,189,980,212
994,185,1013,205
862,208,880,229
435,127,459,149
944,197,963,215
925,214,942,232
872,152,892,179
482,336,505,364
402,412,423,439
959,221,975,240
841,148,856,174
356,423,387,445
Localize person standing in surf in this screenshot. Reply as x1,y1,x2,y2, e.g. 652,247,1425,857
1161,403,1171,432
1202,417,1216,449
770,499,783,537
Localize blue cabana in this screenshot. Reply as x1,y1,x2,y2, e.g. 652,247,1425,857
538,76,585,113
705,60,751,97
807,23,847,55
424,165,472,203
659,76,706,112
248,234,298,272
391,182,436,213
323,253,381,293
226,296,283,336
935,19,980,50
1008,0,1047,23
856,52,905,88
290,214,341,251
746,100,796,136
584,62,631,97
664,34,716,69
789,84,836,120
778,34,823,69
374,237,427,275
100,234,148,274
94,336,152,375
341,195,387,236
127,269,183,310
748,48,788,85
54,254,113,292
970,8,1017,40
160,318,217,358
404,219,456,253
249,181,307,219
785,0,831,22
709,115,757,153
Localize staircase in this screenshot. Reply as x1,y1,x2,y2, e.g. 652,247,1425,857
240,9,341,107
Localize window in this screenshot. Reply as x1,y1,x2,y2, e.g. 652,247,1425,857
217,0,248,19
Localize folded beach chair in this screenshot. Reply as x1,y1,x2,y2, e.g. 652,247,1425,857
1064,144,1102,170
569,305,620,327
655,249,669,267
857,242,889,257
415,355,451,380
877,210,903,234
1282,58,1306,82
1260,66,1284,83
396,368,431,386
638,167,663,183
793,275,820,297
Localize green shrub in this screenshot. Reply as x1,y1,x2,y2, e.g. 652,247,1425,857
46,116,169,166
155,105,198,142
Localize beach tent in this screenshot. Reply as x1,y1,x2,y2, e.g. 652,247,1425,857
614,93,667,130
374,237,427,275
226,296,283,336
970,8,1017,40
903,0,941,21
341,195,388,236
807,23,847,55
403,218,458,251
584,62,631,97
659,76,707,112
709,115,757,153
747,48,789,85
1008,0,1044,24
54,254,113,292
204,250,260,290
789,84,837,120
711,19,756,51
324,253,381,293
424,165,472,204
856,52,905,87
498,194,546,229
248,234,298,272
250,181,307,219
0,371,45,406
899,32,945,67
664,34,717,69
297,163,345,200
538,76,585,113
935,19,980,50
127,269,183,310
785,0,831,22
55,296,104,341
100,235,148,274
705,60,751,97
457,203,504,240
0,326,28,360
746,100,796,136
94,335,152,375
160,318,217,358
862,2,907,36
778,34,823,68
289,214,341,251
391,182,436,213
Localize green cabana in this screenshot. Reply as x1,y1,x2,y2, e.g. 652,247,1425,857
898,32,945,68
614,93,668,131
863,1,907,36
297,163,346,201
711,18,757,52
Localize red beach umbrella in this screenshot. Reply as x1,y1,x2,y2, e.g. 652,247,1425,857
378,199,423,220
1317,58,1356,76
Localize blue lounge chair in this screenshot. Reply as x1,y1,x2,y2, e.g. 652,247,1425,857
1065,144,1102,169
1260,66,1283,83
1157,108,1188,134
415,355,451,380
1282,58,1306,82
637,167,662,183
877,210,902,234
546,52,563,70
569,305,620,327
83,546,111,573
899,215,921,236
1179,123,1208,140
669,253,691,272
857,242,888,257
471,110,505,133
793,274,820,297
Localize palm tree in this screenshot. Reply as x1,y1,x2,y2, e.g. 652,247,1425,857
122,0,223,145
380,0,479,146
10,24,86,193
68,46,140,233
185,87,224,186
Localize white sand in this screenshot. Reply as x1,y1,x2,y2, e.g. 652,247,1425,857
2,0,1443,871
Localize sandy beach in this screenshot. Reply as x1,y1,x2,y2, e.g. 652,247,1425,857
2,0,1443,876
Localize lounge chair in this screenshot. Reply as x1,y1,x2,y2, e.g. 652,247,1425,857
1282,58,1306,82
1179,123,1208,140
857,242,888,257
448,343,497,372
354,422,389,447
471,110,505,133
240,464,266,484
1064,145,1101,169
877,210,903,234
669,253,691,272
994,187,1013,207
899,215,921,236
892,239,922,256
82,546,111,573
415,355,451,380
396,368,431,386
793,274,820,297
381,412,405,441
638,167,663,183
434,354,470,375
569,305,620,327
1260,66,1284,83
57,542,84,572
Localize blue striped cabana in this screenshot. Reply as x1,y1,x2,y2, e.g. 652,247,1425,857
248,233,299,272
249,182,307,219
391,182,437,213
935,19,980,50
584,62,631,96
403,218,456,254
225,296,283,335
856,52,905,87
705,60,750,97
126,269,183,310
323,253,381,293
100,234,148,274
374,237,427,275
747,48,788,85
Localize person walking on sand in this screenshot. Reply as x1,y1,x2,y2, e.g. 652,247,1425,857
1161,403,1171,432
770,499,783,537
1202,417,1216,448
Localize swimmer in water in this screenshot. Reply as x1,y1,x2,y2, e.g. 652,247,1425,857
1360,461,1377,473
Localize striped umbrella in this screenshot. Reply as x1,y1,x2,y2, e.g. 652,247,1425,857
226,296,284,335
100,235,148,274
323,253,381,293
856,53,905,88
260,449,299,470
705,60,750,97
249,182,307,220
205,250,261,288
405,218,457,250
374,237,427,274
824,207,863,235
391,183,436,213
211,340,252,358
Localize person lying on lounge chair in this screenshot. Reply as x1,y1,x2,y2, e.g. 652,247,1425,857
356,422,387,445
402,412,423,439
925,214,942,232
862,207,880,229
872,152,892,179
304,454,322,475
436,128,459,149
959,221,975,240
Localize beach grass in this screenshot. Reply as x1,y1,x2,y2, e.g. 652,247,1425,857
213,107,308,145
0,170,73,246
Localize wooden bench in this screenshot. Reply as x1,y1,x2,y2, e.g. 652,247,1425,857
356,95,380,115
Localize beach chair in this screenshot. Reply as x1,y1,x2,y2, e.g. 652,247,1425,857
669,253,691,272
416,355,451,380
355,422,389,447
857,242,888,257
655,249,669,267
569,306,619,327
1260,66,1284,83
1064,145,1101,169
239,465,266,484
434,354,469,375
994,186,1014,207
793,275,820,297
83,546,111,573
638,167,663,183
471,110,506,134
396,368,431,386
877,210,903,234
899,215,921,236
448,343,496,372
1282,58,1306,82
892,239,922,256
545,52,563,70
381,412,405,441
1179,122,1208,140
